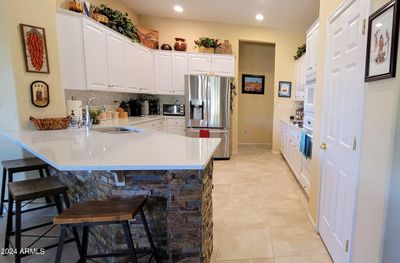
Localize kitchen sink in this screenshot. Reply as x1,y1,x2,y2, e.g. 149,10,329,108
92,126,143,134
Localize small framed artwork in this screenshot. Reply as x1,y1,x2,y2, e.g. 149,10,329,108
278,81,292,98
242,74,265,95
365,0,399,82
31,81,49,108
20,24,50,74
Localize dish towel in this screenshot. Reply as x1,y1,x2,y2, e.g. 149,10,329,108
299,131,307,154
305,135,312,159
199,129,210,138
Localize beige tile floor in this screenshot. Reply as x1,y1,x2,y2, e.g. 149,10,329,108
0,145,332,263
211,145,332,263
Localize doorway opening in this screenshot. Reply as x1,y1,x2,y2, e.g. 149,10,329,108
238,41,276,149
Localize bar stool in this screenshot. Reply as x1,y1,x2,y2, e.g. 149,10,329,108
1,158,51,216
53,197,159,263
4,176,81,263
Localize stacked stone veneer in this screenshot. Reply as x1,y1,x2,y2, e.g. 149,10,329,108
52,160,213,263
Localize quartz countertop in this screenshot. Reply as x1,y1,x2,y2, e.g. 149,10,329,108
280,118,303,132
3,115,221,171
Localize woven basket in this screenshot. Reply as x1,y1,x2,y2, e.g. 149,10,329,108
68,1,83,12
30,116,71,131
199,47,215,53
92,13,109,24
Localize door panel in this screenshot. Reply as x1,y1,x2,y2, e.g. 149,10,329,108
319,0,368,262
172,53,188,94
207,76,230,128
155,52,172,94
82,19,108,91
106,31,125,91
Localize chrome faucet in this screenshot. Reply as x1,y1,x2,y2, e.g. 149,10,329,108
83,96,106,131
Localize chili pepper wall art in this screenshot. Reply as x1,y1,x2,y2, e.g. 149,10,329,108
19,24,50,74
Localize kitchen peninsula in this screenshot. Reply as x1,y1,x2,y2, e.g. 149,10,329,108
4,123,220,263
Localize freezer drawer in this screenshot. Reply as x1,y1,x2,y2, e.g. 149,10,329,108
185,128,231,159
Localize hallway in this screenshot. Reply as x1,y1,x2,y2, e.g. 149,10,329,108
211,145,332,263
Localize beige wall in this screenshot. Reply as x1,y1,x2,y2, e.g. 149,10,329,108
309,0,400,262
55,0,140,25
238,42,275,145
140,16,306,152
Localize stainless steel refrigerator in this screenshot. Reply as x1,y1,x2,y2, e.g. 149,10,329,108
185,75,233,159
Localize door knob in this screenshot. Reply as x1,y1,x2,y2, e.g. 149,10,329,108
320,143,327,150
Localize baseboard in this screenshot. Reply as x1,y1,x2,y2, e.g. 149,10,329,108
307,211,318,233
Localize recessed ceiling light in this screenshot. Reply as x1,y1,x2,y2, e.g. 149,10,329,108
174,5,184,13
255,14,264,21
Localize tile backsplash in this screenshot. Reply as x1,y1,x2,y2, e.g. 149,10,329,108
64,90,184,113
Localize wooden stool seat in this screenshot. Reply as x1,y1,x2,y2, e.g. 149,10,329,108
53,198,146,225
8,176,68,202
2,158,48,172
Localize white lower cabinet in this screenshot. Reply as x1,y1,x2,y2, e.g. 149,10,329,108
164,118,185,136
134,119,164,131
280,120,310,197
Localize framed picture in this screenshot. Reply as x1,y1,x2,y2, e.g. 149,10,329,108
278,81,292,98
365,0,399,81
31,81,49,107
242,74,265,95
19,24,50,74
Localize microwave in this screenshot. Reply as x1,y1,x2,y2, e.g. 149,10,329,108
163,104,185,116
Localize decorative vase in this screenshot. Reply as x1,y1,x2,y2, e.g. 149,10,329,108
161,43,172,50
199,47,215,53
215,40,232,54
174,38,187,51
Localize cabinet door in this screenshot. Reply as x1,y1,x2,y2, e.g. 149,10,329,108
212,55,234,77
124,42,140,92
82,18,108,91
142,48,154,93
172,53,188,95
188,54,212,74
106,30,125,92
154,52,172,94
57,12,86,90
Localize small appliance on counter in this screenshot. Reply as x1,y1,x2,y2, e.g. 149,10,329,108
141,100,150,116
149,99,160,115
129,99,142,116
163,104,185,116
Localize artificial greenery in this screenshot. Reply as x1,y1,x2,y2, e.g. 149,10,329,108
294,44,306,60
194,37,220,48
89,109,101,125
92,4,139,42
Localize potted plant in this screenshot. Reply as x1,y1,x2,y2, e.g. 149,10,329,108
92,4,139,42
294,44,306,60
194,37,220,53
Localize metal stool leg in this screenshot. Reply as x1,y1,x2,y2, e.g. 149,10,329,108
122,221,138,263
139,208,159,263
4,193,14,250
81,226,89,263
40,169,52,204
55,225,67,263
15,201,22,263
0,168,7,217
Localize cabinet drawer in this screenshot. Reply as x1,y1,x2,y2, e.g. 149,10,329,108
134,119,164,130
165,118,185,126
301,156,312,174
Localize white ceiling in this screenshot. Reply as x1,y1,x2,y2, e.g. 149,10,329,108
122,0,320,31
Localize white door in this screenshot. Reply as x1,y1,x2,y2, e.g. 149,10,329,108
124,42,140,92
188,54,212,75
82,19,108,91
319,0,368,262
56,12,86,90
154,51,172,94
212,55,235,77
106,31,125,92
172,53,188,95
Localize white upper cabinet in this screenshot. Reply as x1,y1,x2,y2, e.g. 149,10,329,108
294,55,306,101
154,51,172,94
188,53,234,77
212,55,235,77
171,53,188,95
82,18,108,91
138,45,154,93
188,54,212,75
56,12,86,90
306,20,319,75
106,30,125,92
124,41,141,92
